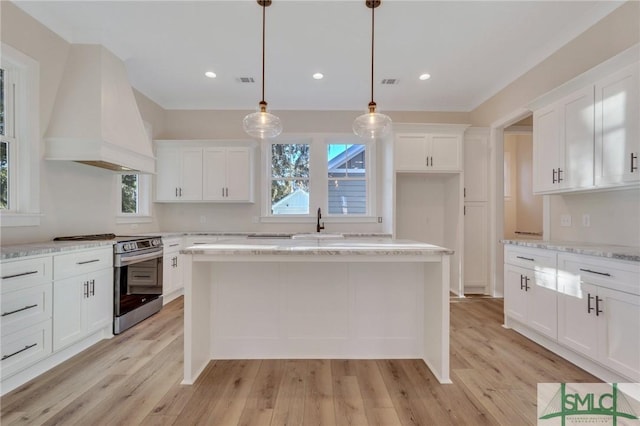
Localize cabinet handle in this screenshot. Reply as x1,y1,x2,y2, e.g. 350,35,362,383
222,187,225,197
464,188,466,198
179,188,183,197
2,270,38,280
587,293,594,314
595,296,603,316
579,268,611,277
516,256,535,262
2,343,37,361
552,168,557,184
175,187,178,197
225,187,229,197
524,276,530,291
77,259,99,265
430,156,433,167
520,275,525,290
631,153,638,173
84,281,89,298
2,304,38,317
90,279,95,296
557,168,563,183
169,243,180,247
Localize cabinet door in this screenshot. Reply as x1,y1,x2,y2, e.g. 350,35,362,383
533,104,561,193
225,148,252,201
560,86,594,190
171,254,184,291
597,287,640,381
504,265,528,323
155,146,181,201
395,134,428,171
527,269,557,339
430,134,461,171
162,253,175,296
557,276,598,360
202,148,227,201
85,268,113,335
180,148,203,201
463,134,488,201
464,204,488,294
595,62,640,186
53,277,84,351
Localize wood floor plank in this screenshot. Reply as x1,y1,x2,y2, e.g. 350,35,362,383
303,359,336,426
270,360,307,426
332,375,367,426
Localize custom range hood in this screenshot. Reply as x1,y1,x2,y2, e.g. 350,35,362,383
45,45,155,173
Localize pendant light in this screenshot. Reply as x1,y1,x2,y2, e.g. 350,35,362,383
353,0,392,140
243,0,283,139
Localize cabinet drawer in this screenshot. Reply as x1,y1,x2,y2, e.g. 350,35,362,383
162,237,183,254
184,236,218,247
1,256,52,292
1,284,52,336
1,319,52,379
54,247,113,279
505,246,557,270
558,253,640,295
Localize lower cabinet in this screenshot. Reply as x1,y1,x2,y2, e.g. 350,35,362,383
505,244,640,382
504,263,557,339
162,237,184,304
53,268,112,351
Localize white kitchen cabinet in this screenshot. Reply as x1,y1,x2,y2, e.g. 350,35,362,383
203,147,253,202
594,62,640,187
533,86,594,194
504,262,558,339
162,237,184,304
557,253,640,381
156,146,203,201
53,248,113,352
463,129,490,294
395,133,462,172
1,256,53,379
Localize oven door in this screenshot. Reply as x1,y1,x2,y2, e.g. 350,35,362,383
114,252,163,317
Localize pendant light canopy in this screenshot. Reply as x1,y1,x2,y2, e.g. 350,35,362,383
353,0,392,140
243,0,283,139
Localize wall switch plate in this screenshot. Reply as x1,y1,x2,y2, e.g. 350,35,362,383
560,214,572,227
582,214,591,227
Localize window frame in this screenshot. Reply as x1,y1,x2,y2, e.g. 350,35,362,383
116,173,152,224
261,134,377,223
0,43,41,227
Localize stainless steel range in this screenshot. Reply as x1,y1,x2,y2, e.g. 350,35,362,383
54,234,164,334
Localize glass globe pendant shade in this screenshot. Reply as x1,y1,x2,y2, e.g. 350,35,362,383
352,103,392,140
243,102,282,139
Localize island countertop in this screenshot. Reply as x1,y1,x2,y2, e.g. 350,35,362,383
181,237,454,257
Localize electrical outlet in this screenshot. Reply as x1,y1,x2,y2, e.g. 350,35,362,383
199,215,206,224
560,214,572,227
582,214,591,227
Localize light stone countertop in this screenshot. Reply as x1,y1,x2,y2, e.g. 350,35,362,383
182,237,454,257
1,240,115,261
0,233,394,260
502,239,640,263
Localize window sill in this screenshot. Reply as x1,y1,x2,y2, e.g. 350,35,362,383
260,215,379,224
0,212,42,227
116,215,153,224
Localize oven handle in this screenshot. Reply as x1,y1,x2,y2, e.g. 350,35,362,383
115,250,162,267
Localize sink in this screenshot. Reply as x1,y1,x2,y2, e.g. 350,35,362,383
291,233,344,240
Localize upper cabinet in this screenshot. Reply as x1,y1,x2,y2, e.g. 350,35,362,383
155,141,254,203
595,62,640,187
394,124,467,172
533,86,594,194
532,60,639,194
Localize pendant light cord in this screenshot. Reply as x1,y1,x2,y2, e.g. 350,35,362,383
370,3,375,105
262,1,266,104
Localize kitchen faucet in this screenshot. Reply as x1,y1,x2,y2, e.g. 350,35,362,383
316,207,325,233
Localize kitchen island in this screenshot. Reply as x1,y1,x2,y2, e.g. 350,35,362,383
181,236,454,385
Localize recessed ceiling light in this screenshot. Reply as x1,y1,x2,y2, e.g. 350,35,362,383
313,73,324,80
205,71,217,79
419,73,431,81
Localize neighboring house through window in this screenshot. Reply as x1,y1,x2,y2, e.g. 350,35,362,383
117,173,151,223
266,135,375,220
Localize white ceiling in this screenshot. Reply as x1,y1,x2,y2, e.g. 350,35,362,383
14,0,624,112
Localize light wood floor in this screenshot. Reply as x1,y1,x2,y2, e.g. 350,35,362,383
1,296,599,425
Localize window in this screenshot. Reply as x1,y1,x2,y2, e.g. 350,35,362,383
0,44,40,227
270,143,310,215
264,135,375,221
327,144,367,215
117,174,151,222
